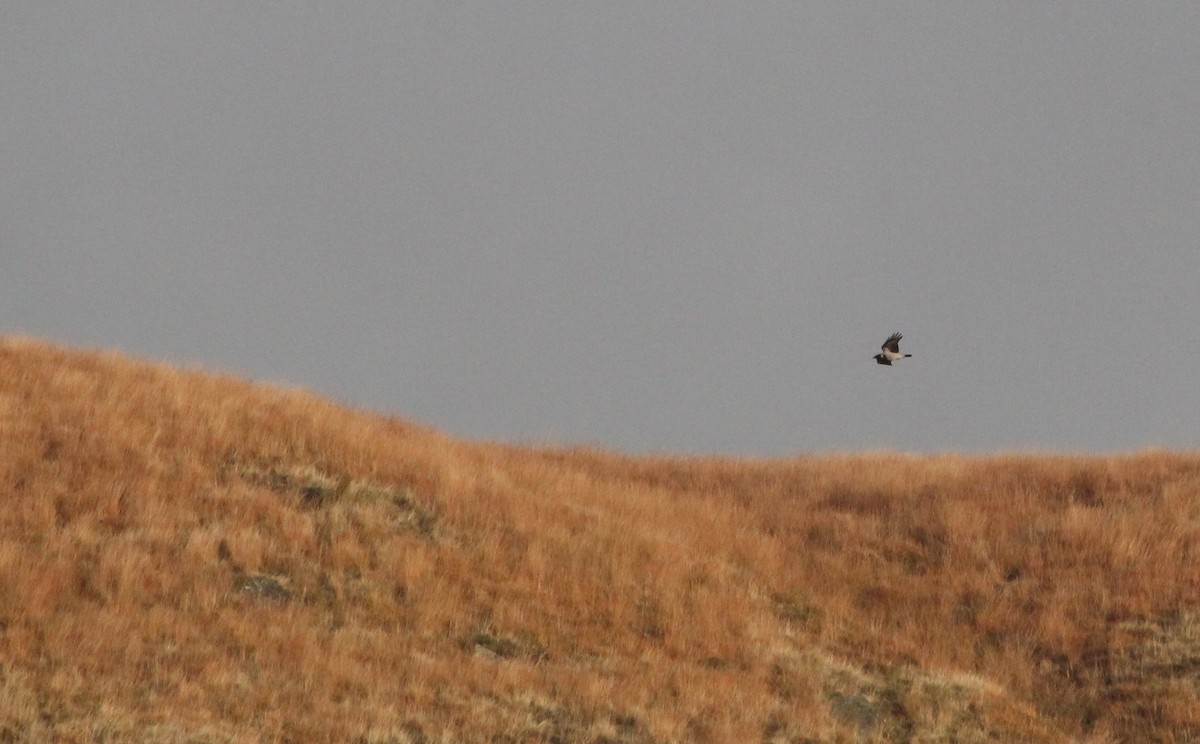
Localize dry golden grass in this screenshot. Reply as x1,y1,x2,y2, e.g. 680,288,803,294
0,335,1198,742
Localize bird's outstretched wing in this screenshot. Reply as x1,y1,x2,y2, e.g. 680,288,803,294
882,332,903,354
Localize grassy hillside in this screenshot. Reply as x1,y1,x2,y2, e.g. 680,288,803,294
0,336,1197,742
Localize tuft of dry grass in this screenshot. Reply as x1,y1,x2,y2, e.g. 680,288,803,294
0,335,1197,741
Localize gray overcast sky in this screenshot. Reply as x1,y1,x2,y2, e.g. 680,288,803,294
3,3,1199,455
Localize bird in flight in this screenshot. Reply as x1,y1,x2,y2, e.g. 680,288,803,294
874,332,912,366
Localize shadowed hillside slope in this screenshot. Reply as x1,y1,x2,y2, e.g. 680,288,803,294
0,336,1198,742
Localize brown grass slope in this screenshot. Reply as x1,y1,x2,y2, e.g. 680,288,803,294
0,336,1198,742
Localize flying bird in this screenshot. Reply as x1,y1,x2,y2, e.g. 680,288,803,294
874,332,912,366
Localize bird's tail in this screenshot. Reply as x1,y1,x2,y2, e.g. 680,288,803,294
904,354,912,358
